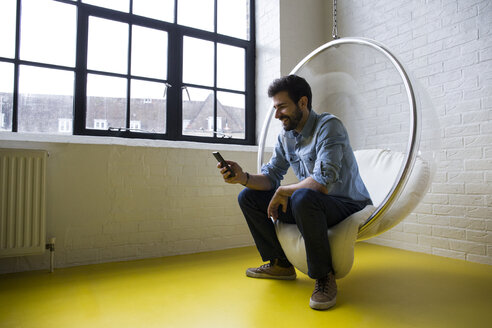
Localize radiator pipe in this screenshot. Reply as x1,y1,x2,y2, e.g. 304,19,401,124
45,237,56,273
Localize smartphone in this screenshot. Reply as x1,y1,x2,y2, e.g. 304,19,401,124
213,151,235,177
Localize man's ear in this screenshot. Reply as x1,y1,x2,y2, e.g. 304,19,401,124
298,96,308,110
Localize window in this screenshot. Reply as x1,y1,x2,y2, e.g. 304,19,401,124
0,0,255,144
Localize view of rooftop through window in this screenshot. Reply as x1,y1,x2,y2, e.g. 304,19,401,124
0,0,254,143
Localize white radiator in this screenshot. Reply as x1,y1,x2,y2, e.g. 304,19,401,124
0,148,47,257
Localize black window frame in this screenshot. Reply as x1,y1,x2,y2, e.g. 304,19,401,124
3,0,256,145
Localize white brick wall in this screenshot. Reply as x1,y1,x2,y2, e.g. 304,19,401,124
0,141,258,274
257,0,329,148
255,0,281,142
338,0,492,265
279,0,328,75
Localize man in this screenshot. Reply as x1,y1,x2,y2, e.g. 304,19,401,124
217,75,371,310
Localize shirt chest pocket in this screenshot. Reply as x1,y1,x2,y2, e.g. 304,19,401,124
300,152,316,174
287,152,303,179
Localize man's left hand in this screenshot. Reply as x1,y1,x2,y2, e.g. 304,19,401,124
267,187,289,222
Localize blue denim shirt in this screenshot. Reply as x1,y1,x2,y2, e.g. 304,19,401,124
261,110,372,204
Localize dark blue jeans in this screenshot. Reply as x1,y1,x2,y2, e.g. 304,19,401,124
238,188,367,279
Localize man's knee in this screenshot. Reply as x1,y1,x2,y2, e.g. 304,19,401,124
237,187,250,206
238,187,262,207
291,188,318,211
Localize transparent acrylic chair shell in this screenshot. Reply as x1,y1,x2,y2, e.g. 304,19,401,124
257,38,437,277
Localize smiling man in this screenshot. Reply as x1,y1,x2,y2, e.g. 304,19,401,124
217,75,372,310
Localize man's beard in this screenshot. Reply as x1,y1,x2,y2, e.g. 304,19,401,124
279,105,303,131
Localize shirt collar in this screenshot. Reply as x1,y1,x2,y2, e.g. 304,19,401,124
299,109,318,138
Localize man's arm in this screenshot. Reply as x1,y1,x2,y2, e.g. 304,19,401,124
276,176,328,197
267,176,327,221
238,172,274,191
218,160,274,191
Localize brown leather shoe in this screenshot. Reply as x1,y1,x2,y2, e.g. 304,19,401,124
246,259,296,280
309,272,337,310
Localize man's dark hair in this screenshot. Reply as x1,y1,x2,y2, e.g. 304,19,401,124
267,75,312,111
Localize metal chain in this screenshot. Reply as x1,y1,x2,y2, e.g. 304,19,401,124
332,0,339,39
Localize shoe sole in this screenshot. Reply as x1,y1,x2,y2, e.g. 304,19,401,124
246,269,297,280
309,297,336,310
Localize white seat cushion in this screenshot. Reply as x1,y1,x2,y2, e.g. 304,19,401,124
355,149,430,240
274,148,430,278
354,149,404,207
275,205,376,279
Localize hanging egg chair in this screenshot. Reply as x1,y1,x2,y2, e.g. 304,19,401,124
257,37,439,279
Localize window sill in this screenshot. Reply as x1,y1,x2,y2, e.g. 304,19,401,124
0,132,258,152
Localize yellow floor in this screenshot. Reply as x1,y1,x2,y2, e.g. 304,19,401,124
1,243,491,328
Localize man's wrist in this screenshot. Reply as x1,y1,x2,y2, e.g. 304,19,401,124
276,185,287,196
241,172,250,186
276,185,295,197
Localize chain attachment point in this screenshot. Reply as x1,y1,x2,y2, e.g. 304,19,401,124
332,0,339,39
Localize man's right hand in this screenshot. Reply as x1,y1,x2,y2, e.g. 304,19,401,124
217,160,247,185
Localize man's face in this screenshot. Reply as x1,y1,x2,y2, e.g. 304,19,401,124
272,91,304,131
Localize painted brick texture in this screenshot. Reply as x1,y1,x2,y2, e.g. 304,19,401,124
339,0,491,265
0,142,257,274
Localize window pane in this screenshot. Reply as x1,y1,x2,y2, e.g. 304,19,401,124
217,44,245,91
82,0,129,12
133,0,174,23
183,37,214,87
178,0,214,32
130,79,167,134
0,0,16,59
88,17,129,74
18,66,74,133
182,87,214,137
217,92,245,139
20,0,76,67
131,26,168,79
86,74,127,130
0,62,14,131
217,0,249,40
